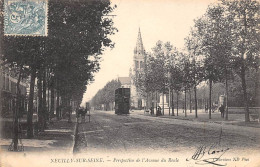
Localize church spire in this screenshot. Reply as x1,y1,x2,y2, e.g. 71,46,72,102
134,27,145,55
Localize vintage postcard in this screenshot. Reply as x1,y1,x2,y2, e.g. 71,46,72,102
0,0,259,167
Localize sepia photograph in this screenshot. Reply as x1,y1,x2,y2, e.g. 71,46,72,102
0,0,259,166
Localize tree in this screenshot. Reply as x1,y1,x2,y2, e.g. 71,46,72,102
90,79,121,110
181,53,195,117
46,0,117,120
146,41,169,115
194,5,233,119
185,29,205,118
221,0,260,122
168,50,184,116
3,36,46,137
2,0,117,138
103,79,121,110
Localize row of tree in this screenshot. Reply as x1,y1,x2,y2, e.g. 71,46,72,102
0,0,117,149
134,0,259,122
90,79,121,110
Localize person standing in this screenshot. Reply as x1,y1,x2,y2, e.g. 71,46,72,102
219,104,225,118
205,104,208,113
156,106,162,116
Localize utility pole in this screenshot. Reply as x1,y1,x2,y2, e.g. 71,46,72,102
169,89,171,116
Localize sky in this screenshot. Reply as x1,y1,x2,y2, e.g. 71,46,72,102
81,0,217,105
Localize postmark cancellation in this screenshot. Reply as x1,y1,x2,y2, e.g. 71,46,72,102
4,0,48,36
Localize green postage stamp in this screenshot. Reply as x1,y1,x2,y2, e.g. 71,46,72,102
4,0,48,36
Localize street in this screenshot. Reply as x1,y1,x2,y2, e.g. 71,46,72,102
74,110,260,156
1,111,260,167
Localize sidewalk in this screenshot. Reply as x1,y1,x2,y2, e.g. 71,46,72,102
130,109,260,128
0,114,77,153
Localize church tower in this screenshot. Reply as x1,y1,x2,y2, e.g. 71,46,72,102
133,28,145,72
130,28,146,109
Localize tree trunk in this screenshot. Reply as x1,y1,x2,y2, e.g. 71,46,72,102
171,89,174,116
162,92,164,115
184,87,187,117
189,89,192,113
47,88,50,119
194,85,198,118
150,92,153,115
61,95,65,119
13,66,22,151
241,11,250,122
254,69,258,105
47,83,50,120
225,68,229,121
62,94,71,121
176,91,179,116
37,70,44,132
241,64,250,122
192,51,197,118
50,80,55,120
27,66,36,138
46,69,50,120
209,79,212,119
254,68,259,106
56,79,60,120
56,90,60,120
168,89,171,116
42,68,47,128
146,92,149,112
155,91,158,115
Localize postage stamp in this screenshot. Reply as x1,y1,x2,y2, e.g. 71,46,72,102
4,0,48,36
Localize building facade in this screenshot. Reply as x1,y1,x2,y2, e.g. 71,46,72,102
0,64,28,118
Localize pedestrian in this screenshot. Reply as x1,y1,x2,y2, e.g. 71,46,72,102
219,104,225,118
156,106,162,116
81,107,87,122
205,104,208,113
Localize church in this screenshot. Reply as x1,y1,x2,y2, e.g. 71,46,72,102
118,28,146,109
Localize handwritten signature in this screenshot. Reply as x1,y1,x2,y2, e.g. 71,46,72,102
186,127,230,166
